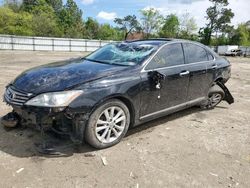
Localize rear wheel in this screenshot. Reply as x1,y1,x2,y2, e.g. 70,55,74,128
85,99,130,149
201,84,225,109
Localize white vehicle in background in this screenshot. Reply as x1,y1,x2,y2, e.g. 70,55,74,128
217,45,238,55
225,49,243,56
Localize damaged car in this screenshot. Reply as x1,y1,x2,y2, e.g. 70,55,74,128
2,39,234,149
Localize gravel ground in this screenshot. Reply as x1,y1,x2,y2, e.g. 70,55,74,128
0,51,249,188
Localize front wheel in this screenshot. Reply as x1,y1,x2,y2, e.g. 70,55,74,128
85,99,130,149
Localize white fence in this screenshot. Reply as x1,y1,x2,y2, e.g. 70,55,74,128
0,35,114,52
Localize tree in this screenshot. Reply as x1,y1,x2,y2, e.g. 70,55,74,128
179,13,197,39
3,0,22,12
0,7,33,35
230,23,250,46
84,17,99,39
140,8,163,38
45,0,63,14
114,15,141,40
21,0,40,12
31,7,63,37
98,24,122,40
201,0,234,45
22,0,62,37
59,0,84,38
159,14,179,38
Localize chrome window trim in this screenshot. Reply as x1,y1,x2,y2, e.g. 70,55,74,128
141,41,216,73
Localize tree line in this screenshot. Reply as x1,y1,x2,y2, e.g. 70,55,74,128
0,0,249,46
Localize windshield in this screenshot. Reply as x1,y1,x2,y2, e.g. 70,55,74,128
85,43,157,66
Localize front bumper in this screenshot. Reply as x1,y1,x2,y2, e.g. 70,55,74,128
3,86,89,143
3,104,87,144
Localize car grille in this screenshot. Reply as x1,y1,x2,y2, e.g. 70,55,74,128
4,86,33,106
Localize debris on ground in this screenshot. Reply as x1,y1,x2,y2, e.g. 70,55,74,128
101,156,108,166
209,172,218,177
130,172,138,179
16,168,24,174
190,119,203,123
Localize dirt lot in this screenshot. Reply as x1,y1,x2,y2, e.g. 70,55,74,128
0,50,249,188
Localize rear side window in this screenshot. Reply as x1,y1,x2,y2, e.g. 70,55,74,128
145,43,184,70
184,43,208,63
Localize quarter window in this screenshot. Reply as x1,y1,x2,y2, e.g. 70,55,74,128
184,43,208,63
207,52,214,60
145,43,184,70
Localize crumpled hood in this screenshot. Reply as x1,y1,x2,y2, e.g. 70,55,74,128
13,58,126,94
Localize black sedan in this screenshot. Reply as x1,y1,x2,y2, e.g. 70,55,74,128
2,39,234,149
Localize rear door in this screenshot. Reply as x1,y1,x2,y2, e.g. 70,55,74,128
183,43,210,101
140,43,190,118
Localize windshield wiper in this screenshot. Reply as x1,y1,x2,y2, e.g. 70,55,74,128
84,58,132,67
84,58,111,65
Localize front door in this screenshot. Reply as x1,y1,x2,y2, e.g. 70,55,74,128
140,43,190,118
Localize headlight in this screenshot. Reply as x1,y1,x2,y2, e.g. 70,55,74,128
25,90,83,107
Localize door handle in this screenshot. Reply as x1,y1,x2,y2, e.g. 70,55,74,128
212,65,218,69
179,71,190,77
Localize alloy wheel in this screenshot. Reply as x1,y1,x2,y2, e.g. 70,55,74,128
95,106,126,144
208,93,222,107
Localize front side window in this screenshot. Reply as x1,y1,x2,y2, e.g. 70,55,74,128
184,43,208,64
145,43,184,70
85,43,157,66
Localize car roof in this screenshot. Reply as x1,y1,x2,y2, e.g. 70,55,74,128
125,38,187,47
125,39,172,46
124,38,219,58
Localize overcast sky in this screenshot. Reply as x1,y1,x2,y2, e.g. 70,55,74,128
76,0,250,28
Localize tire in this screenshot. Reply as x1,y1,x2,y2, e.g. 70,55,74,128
85,99,130,149
201,84,225,109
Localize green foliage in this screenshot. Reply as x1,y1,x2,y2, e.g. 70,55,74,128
0,7,33,35
84,17,99,39
159,14,179,38
230,23,250,46
58,0,84,38
31,9,63,37
199,27,212,44
98,24,123,40
21,0,40,12
114,15,141,40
